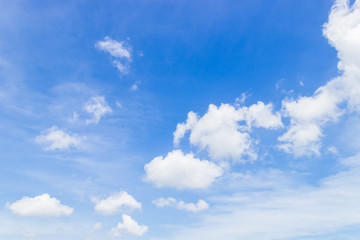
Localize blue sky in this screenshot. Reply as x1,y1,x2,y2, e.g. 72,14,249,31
1,0,360,239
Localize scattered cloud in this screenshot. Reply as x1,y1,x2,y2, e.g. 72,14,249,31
96,36,132,74
144,150,223,190
35,126,83,151
130,81,141,91
108,214,148,238
161,153,360,240
153,198,209,212
68,111,79,123
6,194,73,217
84,96,112,125
174,102,282,161
93,191,141,215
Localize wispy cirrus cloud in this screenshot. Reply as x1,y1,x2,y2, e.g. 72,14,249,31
96,36,132,74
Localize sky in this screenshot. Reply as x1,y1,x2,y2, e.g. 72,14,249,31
1,0,360,239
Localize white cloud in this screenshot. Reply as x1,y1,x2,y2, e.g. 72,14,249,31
173,111,198,146
35,126,83,151
278,0,360,156
174,102,282,161
93,222,103,231
93,191,141,215
161,153,360,240
130,81,141,91
84,96,112,125
96,36,132,74
108,214,148,238
6,194,73,217
144,150,223,190
153,198,209,212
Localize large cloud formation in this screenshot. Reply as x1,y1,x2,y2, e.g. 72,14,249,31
279,0,360,156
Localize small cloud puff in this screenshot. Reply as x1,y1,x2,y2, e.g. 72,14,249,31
93,191,141,215
35,126,83,151
108,214,148,238
96,36,132,74
6,194,73,217
84,96,112,125
153,197,209,212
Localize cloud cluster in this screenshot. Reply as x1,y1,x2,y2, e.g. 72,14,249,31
84,96,112,125
6,194,73,217
108,214,148,238
35,126,83,151
174,102,282,162
161,153,360,240
144,150,223,189
96,36,132,74
93,191,141,215
153,198,209,212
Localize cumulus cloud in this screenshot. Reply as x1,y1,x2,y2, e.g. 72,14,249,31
144,150,223,190
93,191,141,215
278,0,360,156
96,36,132,74
83,96,112,125
174,102,282,161
153,198,209,212
35,126,83,151
6,194,73,217
108,214,148,238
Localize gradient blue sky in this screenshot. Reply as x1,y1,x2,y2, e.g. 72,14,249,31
1,0,360,239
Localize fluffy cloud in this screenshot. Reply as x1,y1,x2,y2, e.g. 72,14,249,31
153,198,209,212
108,214,148,238
6,194,73,217
35,126,83,151
93,191,141,215
278,0,360,156
84,96,112,125
144,150,223,189
174,102,282,161
96,36,132,74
